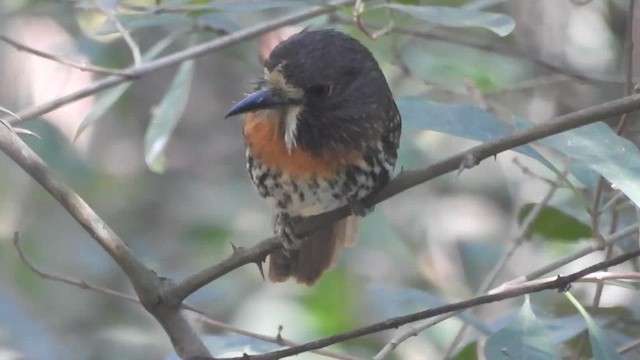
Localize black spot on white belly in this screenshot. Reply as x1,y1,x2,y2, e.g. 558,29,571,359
246,146,393,217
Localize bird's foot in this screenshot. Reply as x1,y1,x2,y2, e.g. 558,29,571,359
348,198,374,217
274,213,304,254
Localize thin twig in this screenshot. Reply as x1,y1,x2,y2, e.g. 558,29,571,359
3,3,640,356
12,232,358,360
618,338,640,355
388,38,457,97
95,1,142,66
330,16,626,84
512,157,560,186
463,78,493,113
394,27,624,85
491,271,640,294
377,222,638,360
0,2,361,358
598,192,629,214
441,171,566,359
218,248,640,360
4,0,358,125
0,119,209,359
0,35,129,76
510,224,638,284
13,232,139,302
352,0,393,40
373,313,460,360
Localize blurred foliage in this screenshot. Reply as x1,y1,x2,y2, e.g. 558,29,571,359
518,204,592,242
1,0,640,360
484,297,560,360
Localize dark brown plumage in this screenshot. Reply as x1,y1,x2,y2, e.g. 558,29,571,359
226,29,401,285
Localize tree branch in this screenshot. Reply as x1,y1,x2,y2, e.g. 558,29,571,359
0,35,129,75
218,247,640,360
6,70,640,359
0,117,210,358
384,170,566,360
13,229,358,360
3,0,357,125
12,231,140,303
168,91,640,302
0,2,362,358
330,16,626,85
3,3,640,357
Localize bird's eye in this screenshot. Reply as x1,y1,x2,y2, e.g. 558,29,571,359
307,84,332,98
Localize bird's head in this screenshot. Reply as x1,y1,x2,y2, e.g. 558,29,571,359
226,29,394,153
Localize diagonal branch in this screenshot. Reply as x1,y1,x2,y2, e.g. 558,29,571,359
12,230,359,360
329,16,625,84
219,247,640,360
6,61,638,357
0,116,210,358
168,91,640,302
0,35,129,76
3,0,357,125
95,1,143,66
375,170,567,360
0,2,363,358
2,3,640,357
12,231,139,303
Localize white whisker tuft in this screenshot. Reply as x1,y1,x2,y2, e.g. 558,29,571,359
284,105,302,152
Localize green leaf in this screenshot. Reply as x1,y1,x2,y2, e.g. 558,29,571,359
96,14,193,35
537,315,587,344
515,118,640,209
397,99,588,209
74,33,180,141
565,292,623,360
200,0,317,11
485,297,561,360
465,0,510,10
374,4,515,37
186,223,232,245
517,204,591,242
489,314,588,345
397,98,547,164
21,121,92,183
305,271,357,335
144,58,195,173
196,12,241,33
452,343,477,360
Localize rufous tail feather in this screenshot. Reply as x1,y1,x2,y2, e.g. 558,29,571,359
268,216,358,285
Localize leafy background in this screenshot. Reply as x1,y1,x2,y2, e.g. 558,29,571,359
1,0,639,359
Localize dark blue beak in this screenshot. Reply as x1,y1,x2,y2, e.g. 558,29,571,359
225,88,291,118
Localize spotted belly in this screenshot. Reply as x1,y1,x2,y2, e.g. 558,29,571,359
247,151,391,217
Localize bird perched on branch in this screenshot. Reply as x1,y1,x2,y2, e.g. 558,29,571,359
226,29,401,285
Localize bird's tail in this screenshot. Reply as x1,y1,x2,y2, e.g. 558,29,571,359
268,216,358,285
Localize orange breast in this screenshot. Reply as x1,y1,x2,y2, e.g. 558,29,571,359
243,111,364,179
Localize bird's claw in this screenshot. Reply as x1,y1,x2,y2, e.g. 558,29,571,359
457,152,480,176
348,198,373,217
275,213,304,255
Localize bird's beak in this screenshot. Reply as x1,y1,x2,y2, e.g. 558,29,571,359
225,87,291,118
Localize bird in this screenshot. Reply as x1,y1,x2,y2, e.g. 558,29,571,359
225,29,401,285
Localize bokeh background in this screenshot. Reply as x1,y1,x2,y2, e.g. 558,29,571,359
1,1,639,359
